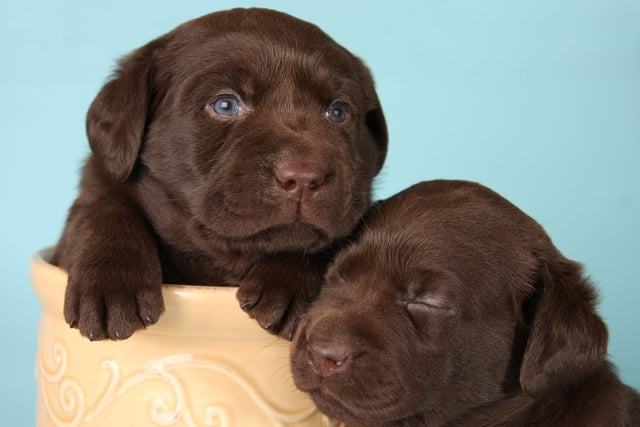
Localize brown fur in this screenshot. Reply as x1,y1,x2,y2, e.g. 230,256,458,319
291,180,640,426
51,8,387,341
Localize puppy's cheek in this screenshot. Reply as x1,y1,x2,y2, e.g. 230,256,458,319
195,172,284,234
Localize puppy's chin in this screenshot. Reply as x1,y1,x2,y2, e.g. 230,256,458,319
309,391,364,426
310,390,406,427
309,390,432,427
196,221,330,254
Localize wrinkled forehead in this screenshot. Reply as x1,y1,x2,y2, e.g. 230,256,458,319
159,30,365,104
338,223,534,291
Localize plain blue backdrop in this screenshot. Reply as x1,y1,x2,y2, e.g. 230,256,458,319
2,1,639,424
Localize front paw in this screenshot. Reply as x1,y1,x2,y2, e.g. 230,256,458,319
236,254,328,340
64,263,164,341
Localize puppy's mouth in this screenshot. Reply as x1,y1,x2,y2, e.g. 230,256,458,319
240,221,329,250
195,219,330,253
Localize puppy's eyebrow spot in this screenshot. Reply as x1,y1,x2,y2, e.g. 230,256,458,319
323,264,347,283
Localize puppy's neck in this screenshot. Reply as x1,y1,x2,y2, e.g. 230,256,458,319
450,364,638,427
159,243,255,285
447,393,535,427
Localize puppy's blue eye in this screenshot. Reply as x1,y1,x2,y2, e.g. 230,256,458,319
212,96,241,116
326,102,348,123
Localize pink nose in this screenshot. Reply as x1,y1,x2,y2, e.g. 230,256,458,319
306,336,351,378
274,161,327,201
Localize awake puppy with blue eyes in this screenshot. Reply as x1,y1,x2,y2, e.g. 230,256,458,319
51,8,387,341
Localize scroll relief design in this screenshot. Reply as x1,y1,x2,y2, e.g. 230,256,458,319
37,340,325,427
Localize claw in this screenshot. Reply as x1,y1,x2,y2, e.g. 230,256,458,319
260,321,274,330
240,301,254,311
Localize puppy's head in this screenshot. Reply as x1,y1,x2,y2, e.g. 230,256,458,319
86,8,387,255
291,180,608,426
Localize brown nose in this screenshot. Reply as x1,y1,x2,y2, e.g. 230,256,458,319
306,336,351,378
275,161,327,202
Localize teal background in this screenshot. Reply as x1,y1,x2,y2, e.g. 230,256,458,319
1,1,639,424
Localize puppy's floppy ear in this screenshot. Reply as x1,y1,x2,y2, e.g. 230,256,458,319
86,40,159,182
365,103,388,175
519,254,608,396
357,62,388,175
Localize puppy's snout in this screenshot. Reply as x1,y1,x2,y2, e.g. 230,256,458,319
275,161,328,202
306,336,351,378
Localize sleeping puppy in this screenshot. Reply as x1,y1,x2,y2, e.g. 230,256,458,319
291,180,640,426
51,8,387,341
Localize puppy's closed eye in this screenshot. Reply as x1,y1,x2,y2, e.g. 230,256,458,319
401,271,457,316
404,294,451,314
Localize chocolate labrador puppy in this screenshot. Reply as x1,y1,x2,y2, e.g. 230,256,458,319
291,180,640,426
51,8,387,341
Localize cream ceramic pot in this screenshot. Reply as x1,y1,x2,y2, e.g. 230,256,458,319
31,249,333,427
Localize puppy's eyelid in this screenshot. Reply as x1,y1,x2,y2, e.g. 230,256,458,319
403,294,454,314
